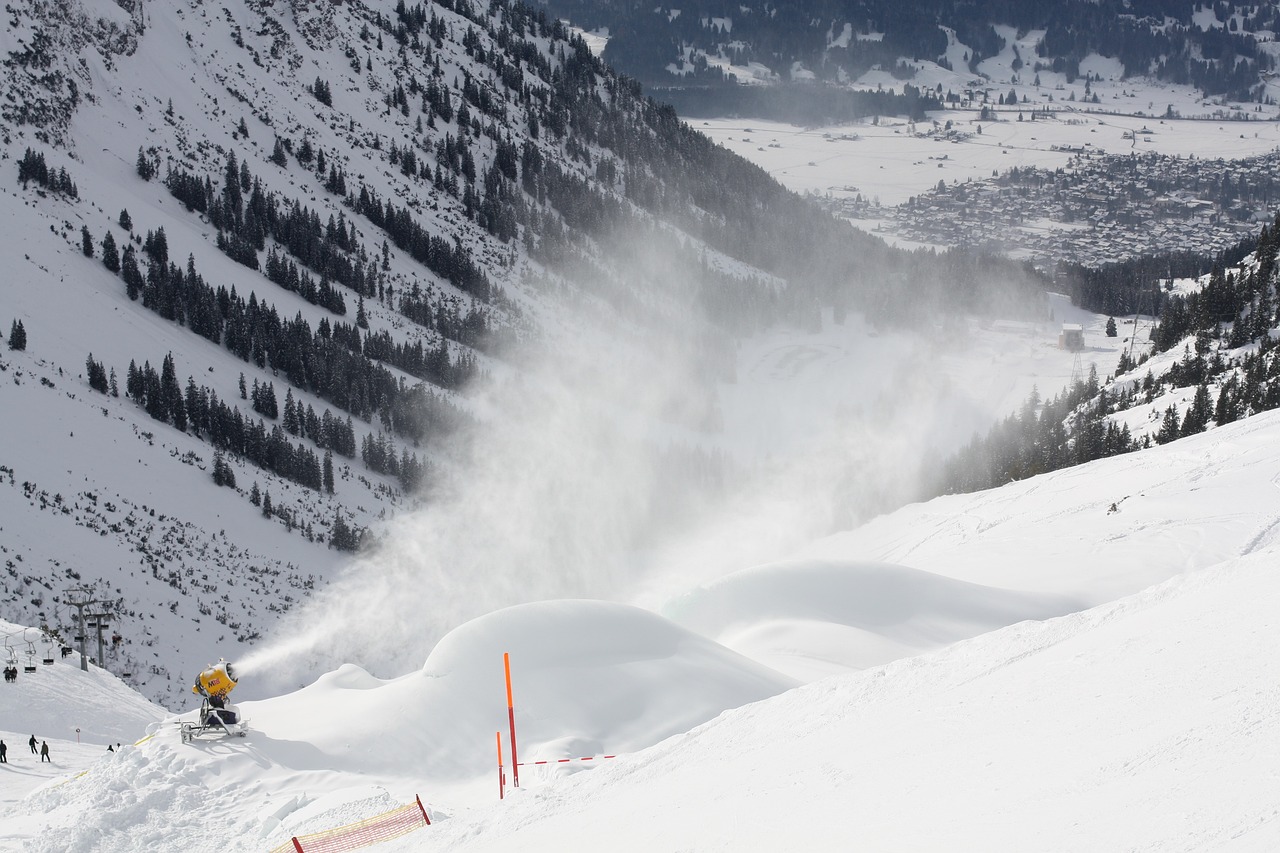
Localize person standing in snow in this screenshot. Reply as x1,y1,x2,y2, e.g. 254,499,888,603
0,739,7,763
39,741,49,762
28,735,36,754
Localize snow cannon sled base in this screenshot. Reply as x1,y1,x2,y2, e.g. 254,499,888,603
180,699,248,743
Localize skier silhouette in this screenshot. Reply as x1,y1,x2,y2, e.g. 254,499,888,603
40,741,50,762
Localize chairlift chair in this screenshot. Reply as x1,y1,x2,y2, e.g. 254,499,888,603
23,634,37,673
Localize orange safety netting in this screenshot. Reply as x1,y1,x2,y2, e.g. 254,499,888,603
269,797,430,853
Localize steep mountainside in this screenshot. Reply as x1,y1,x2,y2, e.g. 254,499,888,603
1,0,1049,707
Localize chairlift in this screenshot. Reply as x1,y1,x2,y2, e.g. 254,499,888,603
23,635,38,673
74,635,86,643
41,637,54,665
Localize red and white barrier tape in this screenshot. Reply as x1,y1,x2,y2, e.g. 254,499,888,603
518,755,617,766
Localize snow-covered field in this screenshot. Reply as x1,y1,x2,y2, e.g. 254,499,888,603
6,398,1280,851
697,109,1280,208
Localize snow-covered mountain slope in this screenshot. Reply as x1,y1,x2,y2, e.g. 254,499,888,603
0,618,164,744
7,403,1280,851
1,0,1057,711
0,614,165,849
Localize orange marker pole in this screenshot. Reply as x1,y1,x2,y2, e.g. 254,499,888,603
496,731,505,800
504,652,519,788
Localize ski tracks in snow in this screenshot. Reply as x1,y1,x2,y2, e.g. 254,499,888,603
1238,470,1280,557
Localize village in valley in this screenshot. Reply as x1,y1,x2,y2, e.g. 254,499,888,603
831,116,1278,267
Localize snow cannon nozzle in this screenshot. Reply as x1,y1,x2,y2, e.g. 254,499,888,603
192,659,240,702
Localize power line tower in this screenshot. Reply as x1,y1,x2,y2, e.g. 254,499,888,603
1069,349,1084,388
64,588,98,673
1126,276,1161,368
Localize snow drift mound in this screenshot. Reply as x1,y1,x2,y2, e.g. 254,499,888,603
664,559,1080,680
240,600,796,783
428,552,1280,852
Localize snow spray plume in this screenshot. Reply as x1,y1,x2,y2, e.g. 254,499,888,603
242,263,724,694
243,229,1054,696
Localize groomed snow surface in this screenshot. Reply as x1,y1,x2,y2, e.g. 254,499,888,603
6,405,1280,851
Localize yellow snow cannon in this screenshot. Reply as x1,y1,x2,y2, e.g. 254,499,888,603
192,659,238,703
182,660,246,743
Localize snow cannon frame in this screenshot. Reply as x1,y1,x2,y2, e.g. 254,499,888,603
179,698,248,743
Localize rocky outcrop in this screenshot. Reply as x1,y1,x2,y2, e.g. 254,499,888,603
1,0,143,144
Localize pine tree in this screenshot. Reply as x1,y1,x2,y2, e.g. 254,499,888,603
81,226,94,257
7,319,26,351
121,245,142,299
262,489,273,517
118,209,133,231
101,231,120,273
85,354,108,393
323,450,334,494
1105,317,1117,337
136,147,154,181
126,360,141,400
312,77,332,107
250,482,261,506
330,511,359,551
1155,405,1180,444
1181,384,1212,436
283,389,299,434
212,451,236,488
